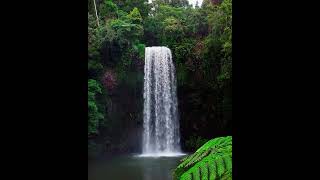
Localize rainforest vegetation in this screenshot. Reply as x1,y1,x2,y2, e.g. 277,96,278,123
88,0,232,156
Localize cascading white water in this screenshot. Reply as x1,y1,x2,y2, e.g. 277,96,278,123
141,46,184,157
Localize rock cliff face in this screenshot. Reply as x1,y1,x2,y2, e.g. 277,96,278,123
89,44,231,156
88,49,145,156
178,80,232,152
97,72,231,155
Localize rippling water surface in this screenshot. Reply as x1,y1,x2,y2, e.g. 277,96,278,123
88,154,187,180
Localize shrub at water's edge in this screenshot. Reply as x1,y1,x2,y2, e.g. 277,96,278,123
173,136,232,180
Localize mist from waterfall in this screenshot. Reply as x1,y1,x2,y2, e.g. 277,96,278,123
141,46,184,157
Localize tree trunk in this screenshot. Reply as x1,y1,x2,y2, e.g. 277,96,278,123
93,0,100,27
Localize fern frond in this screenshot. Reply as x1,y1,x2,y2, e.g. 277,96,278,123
173,136,232,180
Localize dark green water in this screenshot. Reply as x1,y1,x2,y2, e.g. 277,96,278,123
88,154,186,180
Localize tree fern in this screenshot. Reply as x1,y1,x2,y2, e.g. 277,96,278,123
208,160,217,180
200,162,209,180
173,136,232,180
180,173,192,180
193,166,201,180
216,156,226,177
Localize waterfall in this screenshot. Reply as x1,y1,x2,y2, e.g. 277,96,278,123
141,46,183,157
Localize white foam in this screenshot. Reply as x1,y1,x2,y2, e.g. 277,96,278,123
136,152,186,158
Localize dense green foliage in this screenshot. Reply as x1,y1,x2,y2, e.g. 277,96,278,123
174,136,232,180
88,79,104,135
88,0,232,154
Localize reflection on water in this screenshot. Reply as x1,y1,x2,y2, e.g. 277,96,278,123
88,154,186,180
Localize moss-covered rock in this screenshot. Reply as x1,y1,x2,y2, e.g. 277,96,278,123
173,136,232,180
